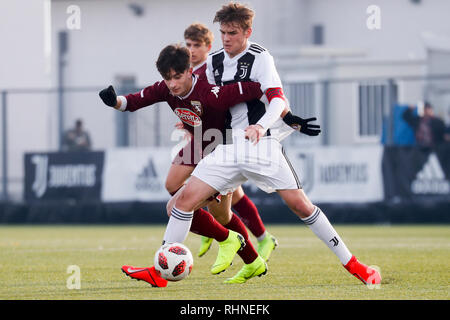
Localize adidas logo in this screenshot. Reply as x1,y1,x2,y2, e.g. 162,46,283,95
135,159,161,191
214,70,219,76
411,153,449,194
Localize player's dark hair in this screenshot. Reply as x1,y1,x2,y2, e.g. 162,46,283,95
156,44,191,79
184,23,214,46
213,2,254,31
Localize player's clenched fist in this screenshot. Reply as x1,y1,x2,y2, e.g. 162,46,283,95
99,85,118,108
245,124,265,145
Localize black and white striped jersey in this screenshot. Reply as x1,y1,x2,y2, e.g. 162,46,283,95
206,41,293,141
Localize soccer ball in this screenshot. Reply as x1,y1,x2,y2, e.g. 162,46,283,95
154,243,194,281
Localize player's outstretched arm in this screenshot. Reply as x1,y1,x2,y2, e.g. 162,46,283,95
282,111,321,136
99,81,169,112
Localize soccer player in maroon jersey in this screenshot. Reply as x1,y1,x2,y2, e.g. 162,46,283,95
166,23,279,261
100,44,272,287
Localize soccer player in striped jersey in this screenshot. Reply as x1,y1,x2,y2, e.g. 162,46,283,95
165,2,381,285
168,23,280,262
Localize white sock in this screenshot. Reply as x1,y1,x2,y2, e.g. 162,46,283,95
256,231,267,243
162,206,193,244
301,206,352,265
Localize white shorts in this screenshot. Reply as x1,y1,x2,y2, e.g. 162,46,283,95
192,137,301,195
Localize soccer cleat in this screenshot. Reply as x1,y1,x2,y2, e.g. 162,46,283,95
121,265,168,288
257,232,278,262
210,230,245,275
224,255,267,284
198,236,213,257
343,256,382,285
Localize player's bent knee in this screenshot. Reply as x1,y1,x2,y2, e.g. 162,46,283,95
292,202,316,219
174,189,196,212
278,189,315,219
165,180,180,196
166,198,174,217
166,185,187,215
284,198,315,219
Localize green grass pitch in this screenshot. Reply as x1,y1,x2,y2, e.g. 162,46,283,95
0,224,448,300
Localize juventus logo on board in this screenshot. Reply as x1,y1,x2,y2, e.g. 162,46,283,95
31,155,49,198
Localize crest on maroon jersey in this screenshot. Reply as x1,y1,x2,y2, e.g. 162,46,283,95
190,101,203,116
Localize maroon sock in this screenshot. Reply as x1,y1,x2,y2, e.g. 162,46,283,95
232,195,266,238
224,213,258,264
190,208,229,242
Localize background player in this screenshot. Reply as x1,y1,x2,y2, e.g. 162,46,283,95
163,2,381,286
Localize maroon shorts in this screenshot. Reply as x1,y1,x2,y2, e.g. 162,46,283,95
172,140,221,202
172,140,203,167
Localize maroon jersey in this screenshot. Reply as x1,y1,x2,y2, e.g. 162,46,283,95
193,62,207,81
184,62,207,133
123,75,263,164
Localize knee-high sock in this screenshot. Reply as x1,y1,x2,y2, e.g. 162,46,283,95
224,213,258,264
232,195,266,238
301,206,352,265
190,208,229,242
163,206,193,244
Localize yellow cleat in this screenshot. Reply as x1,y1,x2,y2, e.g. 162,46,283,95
210,230,245,275
198,236,213,257
257,232,278,262
224,255,267,284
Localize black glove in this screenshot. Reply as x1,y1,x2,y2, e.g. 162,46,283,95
99,85,117,107
282,111,321,136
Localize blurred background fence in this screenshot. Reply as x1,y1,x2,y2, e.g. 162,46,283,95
1,74,450,224
1,0,450,223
